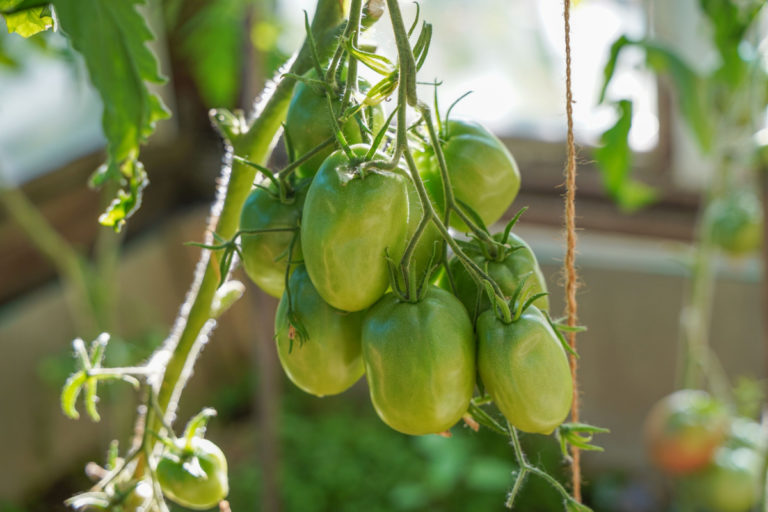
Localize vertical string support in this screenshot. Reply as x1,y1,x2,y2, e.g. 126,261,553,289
562,0,583,502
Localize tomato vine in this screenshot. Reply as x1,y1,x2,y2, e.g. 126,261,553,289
2,0,609,509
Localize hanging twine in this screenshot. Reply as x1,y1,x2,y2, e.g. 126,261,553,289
562,0,582,502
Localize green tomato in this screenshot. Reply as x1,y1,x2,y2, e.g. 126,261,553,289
477,306,572,435
644,389,729,475
301,145,409,311
156,437,229,510
362,286,475,435
274,265,365,396
285,70,384,178
706,191,763,256
450,232,548,318
678,447,762,512
239,182,305,298
414,119,521,231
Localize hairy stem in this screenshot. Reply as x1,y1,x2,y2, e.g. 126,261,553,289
146,0,346,442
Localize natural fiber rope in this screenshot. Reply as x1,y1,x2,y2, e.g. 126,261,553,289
563,0,582,502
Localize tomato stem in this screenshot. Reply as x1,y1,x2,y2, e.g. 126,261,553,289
507,426,576,510
138,0,348,481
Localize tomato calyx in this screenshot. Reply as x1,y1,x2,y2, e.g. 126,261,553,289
155,408,229,510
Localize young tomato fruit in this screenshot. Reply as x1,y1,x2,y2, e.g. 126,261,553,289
477,306,572,435
285,70,383,178
451,232,548,318
705,190,763,256
301,145,409,311
414,119,520,231
362,286,475,435
239,182,305,298
156,437,229,510
644,389,729,475
274,265,365,396
678,446,763,512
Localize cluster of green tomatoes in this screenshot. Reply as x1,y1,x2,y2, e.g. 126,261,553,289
238,64,575,439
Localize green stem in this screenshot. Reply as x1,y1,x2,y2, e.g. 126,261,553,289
340,0,362,112
507,426,574,509
0,183,97,336
146,0,346,442
677,158,733,408
417,104,497,247
382,0,505,308
277,137,335,179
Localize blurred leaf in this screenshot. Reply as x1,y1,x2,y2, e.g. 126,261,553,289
176,0,247,108
53,0,170,230
698,0,764,87
600,37,712,151
593,99,657,212
565,499,594,512
3,5,53,37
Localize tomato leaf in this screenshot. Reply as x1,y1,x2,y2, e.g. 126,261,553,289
698,0,763,87
52,0,170,231
593,99,657,212
600,37,712,151
2,4,53,37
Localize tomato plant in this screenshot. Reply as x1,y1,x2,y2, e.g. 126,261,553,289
361,286,475,436
477,305,572,435
644,389,729,475
274,265,365,396
23,0,596,509
414,119,521,231
301,144,409,312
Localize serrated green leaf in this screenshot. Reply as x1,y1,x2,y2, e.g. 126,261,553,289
594,99,657,212
3,5,53,37
61,370,87,419
52,0,170,230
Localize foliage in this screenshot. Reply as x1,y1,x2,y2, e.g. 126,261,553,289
2,1,603,510
1,0,169,231
595,0,767,209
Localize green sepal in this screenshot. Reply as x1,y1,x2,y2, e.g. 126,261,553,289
61,370,87,420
